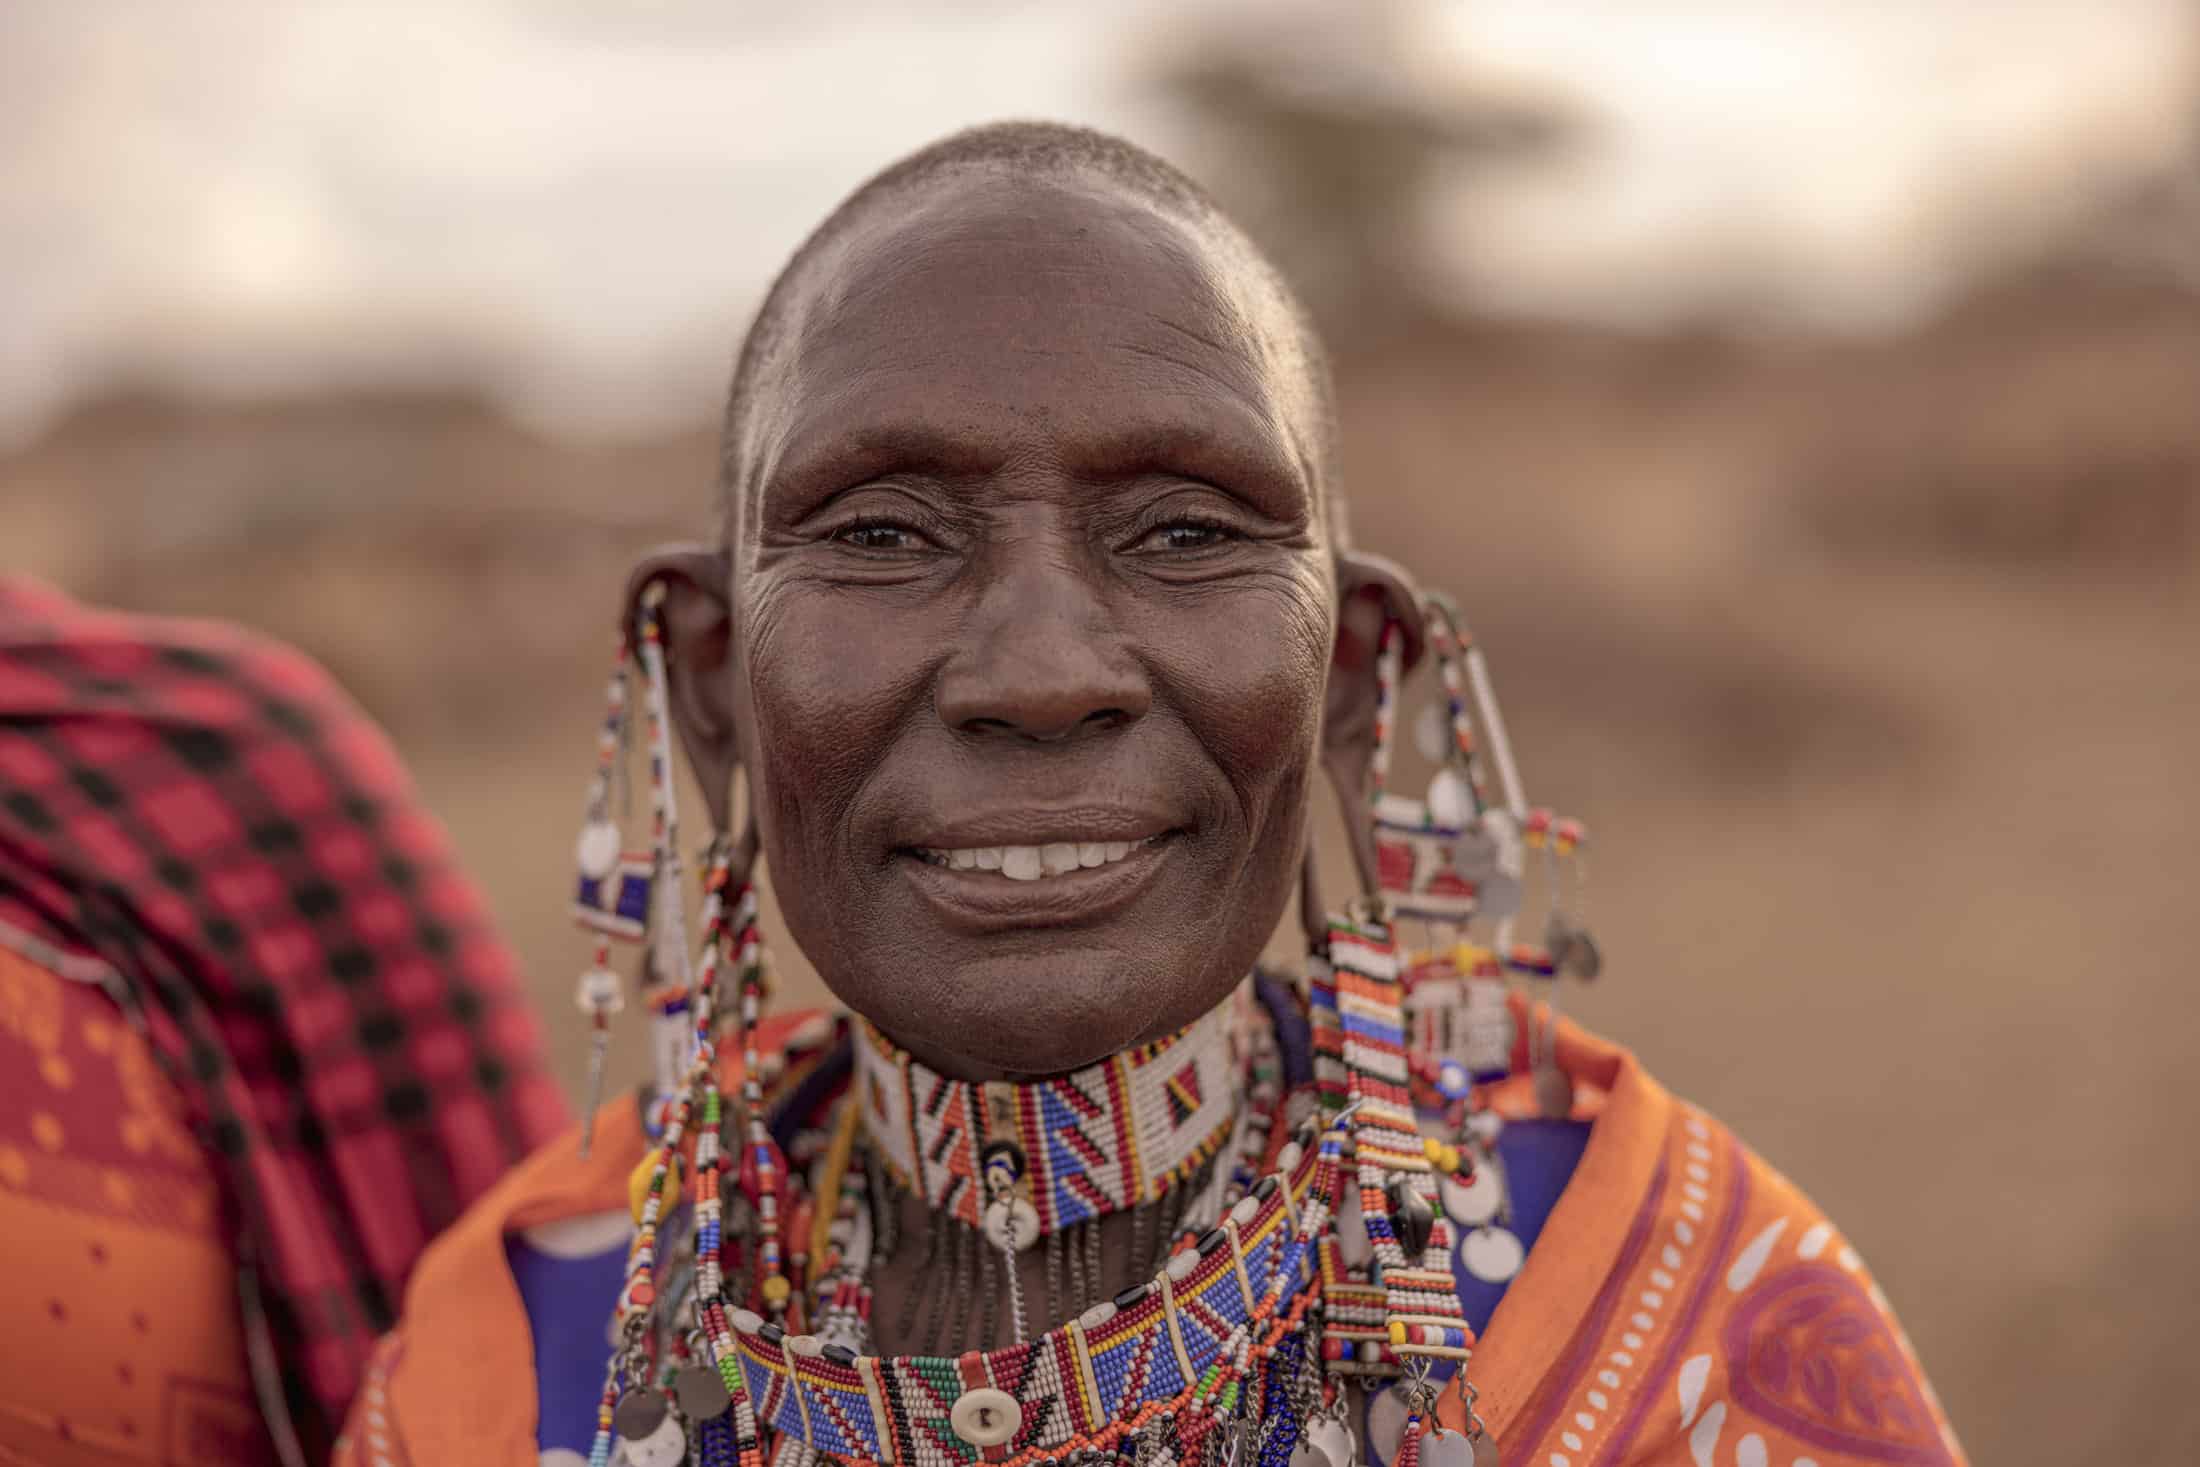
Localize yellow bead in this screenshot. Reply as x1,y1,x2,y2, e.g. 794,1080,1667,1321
629,1152,683,1224
1423,1136,1445,1163
1388,1321,1407,1346
760,1273,792,1305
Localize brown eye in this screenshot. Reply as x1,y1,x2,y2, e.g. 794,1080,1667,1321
836,523,926,552
1141,520,1234,553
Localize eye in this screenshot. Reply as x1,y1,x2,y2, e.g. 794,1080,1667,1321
1137,518,1239,554
833,521,928,553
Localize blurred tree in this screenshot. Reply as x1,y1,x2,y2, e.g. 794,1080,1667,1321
1147,1,1571,343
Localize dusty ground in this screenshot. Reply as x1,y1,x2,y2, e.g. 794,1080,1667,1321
5,281,2195,1464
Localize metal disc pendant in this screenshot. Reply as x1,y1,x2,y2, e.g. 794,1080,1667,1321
674,1362,733,1422
622,1412,688,1467
1564,928,1603,981
1450,828,1501,883
611,1388,669,1442
1534,1066,1574,1120
1421,1427,1477,1467
1291,1414,1356,1467
1474,869,1522,919
1463,1225,1525,1283
576,818,622,881
1473,1432,1504,1467
1441,1160,1503,1227
1542,913,1578,974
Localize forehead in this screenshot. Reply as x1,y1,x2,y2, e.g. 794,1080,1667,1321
737,170,1322,518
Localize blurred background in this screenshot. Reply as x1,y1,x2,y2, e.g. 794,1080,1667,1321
4,1,2196,1460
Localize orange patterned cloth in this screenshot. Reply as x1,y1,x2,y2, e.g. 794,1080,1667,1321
338,1010,1966,1467
0,944,277,1466
1422,1015,1966,1466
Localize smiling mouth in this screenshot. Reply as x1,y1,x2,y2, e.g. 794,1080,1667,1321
910,835,1166,881
895,827,1182,931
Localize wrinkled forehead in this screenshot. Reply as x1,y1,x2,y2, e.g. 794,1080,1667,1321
727,170,1327,541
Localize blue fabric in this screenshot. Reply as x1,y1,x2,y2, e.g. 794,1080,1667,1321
507,1228,629,1457
1454,1117,1591,1334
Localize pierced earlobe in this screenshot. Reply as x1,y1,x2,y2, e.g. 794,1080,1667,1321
622,544,741,834
1320,550,1426,899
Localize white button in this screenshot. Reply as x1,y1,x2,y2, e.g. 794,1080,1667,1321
575,819,622,880
949,1388,1023,1447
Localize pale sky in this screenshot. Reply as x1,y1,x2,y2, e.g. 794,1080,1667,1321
1,0,2192,447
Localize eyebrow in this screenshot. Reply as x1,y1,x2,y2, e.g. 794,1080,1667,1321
762,399,1311,525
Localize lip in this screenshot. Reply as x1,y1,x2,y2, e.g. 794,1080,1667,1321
898,831,1180,933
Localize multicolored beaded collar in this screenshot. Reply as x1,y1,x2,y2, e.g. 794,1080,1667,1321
855,999,1245,1234
722,1130,1327,1465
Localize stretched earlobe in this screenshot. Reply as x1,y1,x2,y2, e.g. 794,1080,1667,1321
1320,549,1426,900
623,545,741,834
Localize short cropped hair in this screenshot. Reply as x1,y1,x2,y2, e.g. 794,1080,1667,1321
716,120,1346,546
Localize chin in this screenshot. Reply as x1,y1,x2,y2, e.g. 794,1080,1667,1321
840,941,1237,1080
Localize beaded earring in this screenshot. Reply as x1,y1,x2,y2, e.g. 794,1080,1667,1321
1306,612,1494,1466
569,596,732,1153
571,639,648,1156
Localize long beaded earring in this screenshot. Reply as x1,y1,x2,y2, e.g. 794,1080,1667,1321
569,594,729,1153
1306,614,1492,1467
571,641,650,1155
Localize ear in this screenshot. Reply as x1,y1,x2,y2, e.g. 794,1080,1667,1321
1320,549,1426,900
624,544,740,835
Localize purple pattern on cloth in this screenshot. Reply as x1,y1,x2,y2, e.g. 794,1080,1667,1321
1722,1263,1953,1465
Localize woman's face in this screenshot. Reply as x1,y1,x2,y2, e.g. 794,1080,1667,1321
729,173,1336,1078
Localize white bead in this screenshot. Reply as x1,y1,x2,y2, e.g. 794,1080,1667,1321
573,965,623,1015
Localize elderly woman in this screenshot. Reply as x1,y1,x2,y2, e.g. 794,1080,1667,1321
339,124,1965,1467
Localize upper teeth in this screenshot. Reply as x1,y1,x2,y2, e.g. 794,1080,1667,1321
920,839,1149,880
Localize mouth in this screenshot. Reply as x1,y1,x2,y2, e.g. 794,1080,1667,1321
894,825,1184,931
910,834,1165,881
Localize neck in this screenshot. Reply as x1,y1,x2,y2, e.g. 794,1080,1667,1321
850,987,1267,1354
854,993,1245,1231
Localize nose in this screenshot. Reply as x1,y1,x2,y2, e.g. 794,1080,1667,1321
934,560,1152,743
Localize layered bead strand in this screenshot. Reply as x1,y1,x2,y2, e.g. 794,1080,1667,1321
1422,609,1491,817
587,848,748,1467
732,902,793,1315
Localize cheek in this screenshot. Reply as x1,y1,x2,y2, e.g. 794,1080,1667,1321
740,584,932,866
1153,573,1332,810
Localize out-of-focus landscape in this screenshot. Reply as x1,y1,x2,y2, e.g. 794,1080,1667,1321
5,3,2197,1462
